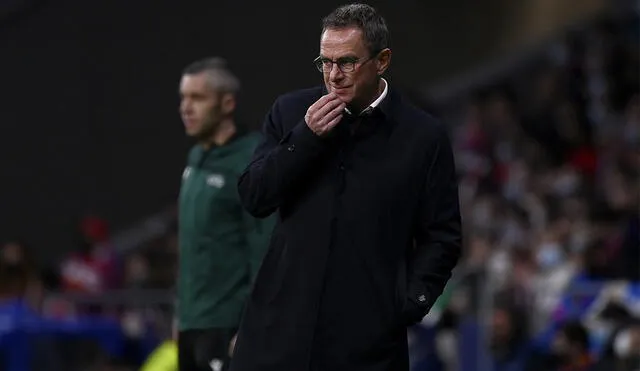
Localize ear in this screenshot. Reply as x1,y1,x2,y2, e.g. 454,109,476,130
220,93,236,115
375,48,392,76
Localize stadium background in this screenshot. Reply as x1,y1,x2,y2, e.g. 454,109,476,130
0,0,638,370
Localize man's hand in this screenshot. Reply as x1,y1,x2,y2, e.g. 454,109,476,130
304,92,346,137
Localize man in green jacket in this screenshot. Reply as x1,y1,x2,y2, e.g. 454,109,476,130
177,57,273,371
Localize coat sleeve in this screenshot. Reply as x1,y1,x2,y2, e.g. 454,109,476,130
238,96,328,218
404,123,462,324
242,209,276,284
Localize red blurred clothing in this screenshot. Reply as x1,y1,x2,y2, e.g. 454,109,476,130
60,215,120,293
559,353,596,371
569,146,598,176
60,244,119,293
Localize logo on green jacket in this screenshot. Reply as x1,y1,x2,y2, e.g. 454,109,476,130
206,174,225,188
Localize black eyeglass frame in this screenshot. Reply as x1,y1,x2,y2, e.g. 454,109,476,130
313,49,382,73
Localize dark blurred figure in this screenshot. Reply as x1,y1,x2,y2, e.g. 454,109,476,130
434,307,461,371
0,240,45,309
593,302,640,371
136,231,177,290
1,240,29,265
547,321,596,371
0,260,31,371
0,260,29,304
608,323,640,371
489,303,530,371
0,261,61,371
122,252,150,289
118,252,153,368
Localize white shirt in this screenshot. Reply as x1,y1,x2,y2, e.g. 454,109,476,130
345,78,388,115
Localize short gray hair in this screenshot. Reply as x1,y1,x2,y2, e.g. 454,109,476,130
182,57,240,94
322,3,389,55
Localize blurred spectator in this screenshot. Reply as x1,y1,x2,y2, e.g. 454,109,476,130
0,261,37,371
1,240,45,309
0,260,29,306
141,230,178,290
433,308,461,371
1,240,30,265
547,321,596,371
609,323,640,370
489,303,530,371
60,215,120,294
122,252,150,289
584,297,640,371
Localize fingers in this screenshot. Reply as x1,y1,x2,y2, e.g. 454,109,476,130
308,92,339,114
307,93,342,122
313,97,342,118
316,105,345,136
317,101,345,127
324,111,344,132
305,92,346,137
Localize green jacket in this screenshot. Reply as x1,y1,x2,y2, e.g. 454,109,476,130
177,131,273,330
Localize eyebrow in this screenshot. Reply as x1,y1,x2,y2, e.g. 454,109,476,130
319,54,359,60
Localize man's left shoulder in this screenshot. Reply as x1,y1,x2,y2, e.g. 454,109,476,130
390,92,447,139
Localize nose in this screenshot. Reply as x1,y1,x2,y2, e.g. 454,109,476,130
328,63,344,83
180,99,190,114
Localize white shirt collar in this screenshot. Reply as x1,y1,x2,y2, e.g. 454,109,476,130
345,77,388,115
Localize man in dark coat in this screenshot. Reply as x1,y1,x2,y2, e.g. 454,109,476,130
229,4,462,371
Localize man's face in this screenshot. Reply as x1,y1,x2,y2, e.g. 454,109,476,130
551,332,570,356
179,72,225,139
491,309,513,344
1,242,23,264
319,27,387,109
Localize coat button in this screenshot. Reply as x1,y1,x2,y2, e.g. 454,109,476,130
287,144,295,152
339,164,345,171
418,294,426,303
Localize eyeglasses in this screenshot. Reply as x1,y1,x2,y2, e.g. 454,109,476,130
313,51,379,73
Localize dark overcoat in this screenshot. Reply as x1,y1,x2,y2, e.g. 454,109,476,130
229,85,462,371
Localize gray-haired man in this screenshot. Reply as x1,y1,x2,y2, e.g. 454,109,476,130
230,4,461,371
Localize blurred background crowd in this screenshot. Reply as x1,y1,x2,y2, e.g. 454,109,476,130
0,0,638,370
419,9,640,371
